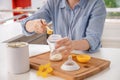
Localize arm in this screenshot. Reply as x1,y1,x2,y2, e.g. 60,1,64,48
55,38,90,54
72,0,106,52
84,0,106,52
55,0,106,53
21,0,53,36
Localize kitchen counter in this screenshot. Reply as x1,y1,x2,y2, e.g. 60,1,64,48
0,43,120,80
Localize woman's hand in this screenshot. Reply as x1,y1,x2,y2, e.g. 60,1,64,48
55,37,73,55
25,19,47,34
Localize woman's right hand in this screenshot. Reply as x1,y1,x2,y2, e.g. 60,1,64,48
25,19,47,34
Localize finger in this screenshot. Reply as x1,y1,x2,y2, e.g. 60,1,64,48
57,46,66,53
55,41,71,51
65,45,73,53
34,29,43,34
34,24,44,33
56,45,72,54
63,50,71,54
57,37,69,44
40,20,47,31
62,50,71,58
56,37,69,48
41,19,47,26
36,20,47,33
66,47,73,53
40,19,47,29
64,40,71,46
56,40,71,50
63,50,70,58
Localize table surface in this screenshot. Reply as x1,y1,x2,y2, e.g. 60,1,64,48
0,43,120,80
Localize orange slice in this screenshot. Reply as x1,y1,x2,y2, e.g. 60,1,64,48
76,54,91,63
46,26,53,34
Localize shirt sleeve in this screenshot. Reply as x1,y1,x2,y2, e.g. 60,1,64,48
84,0,106,52
20,0,53,36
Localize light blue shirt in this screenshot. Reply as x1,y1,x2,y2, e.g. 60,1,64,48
21,0,106,52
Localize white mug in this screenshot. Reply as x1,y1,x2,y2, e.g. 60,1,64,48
7,42,30,74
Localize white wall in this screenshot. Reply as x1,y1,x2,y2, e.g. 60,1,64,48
0,0,12,20
31,0,47,9
102,19,120,48
0,0,12,9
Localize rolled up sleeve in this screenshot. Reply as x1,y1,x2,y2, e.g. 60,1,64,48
21,18,35,36
85,0,106,52
20,0,53,36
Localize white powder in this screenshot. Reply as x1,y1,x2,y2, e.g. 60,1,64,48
8,42,28,48
50,54,62,61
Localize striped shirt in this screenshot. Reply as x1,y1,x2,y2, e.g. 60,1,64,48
21,0,106,52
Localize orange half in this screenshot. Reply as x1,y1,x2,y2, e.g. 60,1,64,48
76,54,91,63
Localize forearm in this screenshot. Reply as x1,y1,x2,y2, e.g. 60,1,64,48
72,39,90,51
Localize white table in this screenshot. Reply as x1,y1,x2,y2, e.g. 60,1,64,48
0,43,120,80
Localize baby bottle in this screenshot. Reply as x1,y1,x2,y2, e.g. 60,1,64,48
47,34,62,61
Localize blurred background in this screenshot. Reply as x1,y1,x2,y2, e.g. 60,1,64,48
0,0,120,48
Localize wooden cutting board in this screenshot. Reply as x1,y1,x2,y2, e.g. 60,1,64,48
29,51,110,80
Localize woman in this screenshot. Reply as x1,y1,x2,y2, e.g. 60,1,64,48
21,0,106,53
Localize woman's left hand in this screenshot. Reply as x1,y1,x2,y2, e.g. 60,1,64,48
55,37,73,55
